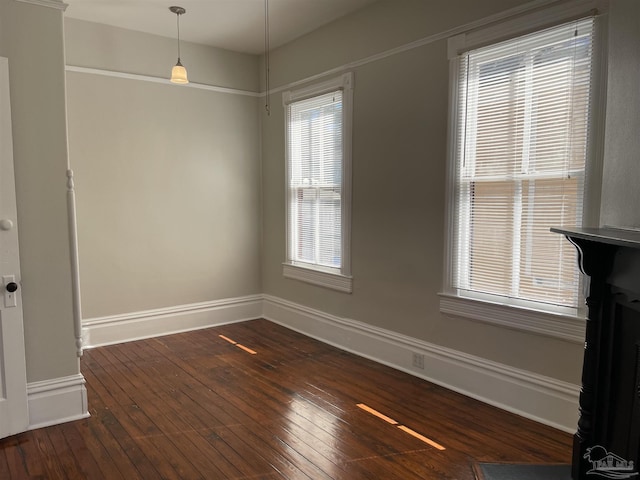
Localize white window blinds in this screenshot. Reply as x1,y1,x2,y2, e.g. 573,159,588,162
452,18,595,309
287,90,343,270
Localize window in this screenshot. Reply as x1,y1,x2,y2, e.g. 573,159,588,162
442,14,602,335
283,73,353,293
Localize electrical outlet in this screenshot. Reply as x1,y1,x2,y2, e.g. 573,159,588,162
412,352,424,369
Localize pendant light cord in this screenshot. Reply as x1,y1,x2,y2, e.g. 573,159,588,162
176,12,182,62
264,0,271,116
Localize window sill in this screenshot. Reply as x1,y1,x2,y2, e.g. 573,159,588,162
283,263,352,293
438,293,585,343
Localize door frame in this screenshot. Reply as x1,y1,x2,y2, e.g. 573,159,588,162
0,55,29,439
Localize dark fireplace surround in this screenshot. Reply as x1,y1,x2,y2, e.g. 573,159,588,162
552,227,640,480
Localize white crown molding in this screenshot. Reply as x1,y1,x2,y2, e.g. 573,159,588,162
264,0,584,97
62,0,591,101
262,294,580,432
14,0,67,11
27,374,89,430
65,65,260,98
83,294,263,348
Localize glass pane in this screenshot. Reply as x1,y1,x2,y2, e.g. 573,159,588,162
455,18,594,309
318,188,341,268
468,181,516,296
297,188,317,264
518,178,580,306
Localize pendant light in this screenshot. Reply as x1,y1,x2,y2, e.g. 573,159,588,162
169,6,188,84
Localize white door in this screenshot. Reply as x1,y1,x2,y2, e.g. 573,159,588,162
0,56,29,439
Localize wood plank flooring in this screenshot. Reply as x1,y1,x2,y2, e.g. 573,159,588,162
0,319,573,479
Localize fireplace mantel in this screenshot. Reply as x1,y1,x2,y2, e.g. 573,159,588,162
552,226,640,480
551,226,640,248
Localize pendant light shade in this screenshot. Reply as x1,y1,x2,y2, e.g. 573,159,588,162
169,6,188,84
171,60,188,84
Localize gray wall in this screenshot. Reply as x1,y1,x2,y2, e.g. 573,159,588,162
600,0,640,228
65,20,261,318
9,0,637,425
61,0,640,394
65,19,258,92
260,0,591,383
0,0,78,382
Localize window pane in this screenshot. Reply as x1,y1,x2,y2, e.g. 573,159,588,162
297,188,317,264
319,188,341,268
472,54,525,179
467,180,516,296
454,18,594,309
519,178,580,305
287,90,343,270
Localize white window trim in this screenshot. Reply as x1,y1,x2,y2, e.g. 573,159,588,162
282,263,353,293
439,293,586,343
440,1,608,340
282,72,354,293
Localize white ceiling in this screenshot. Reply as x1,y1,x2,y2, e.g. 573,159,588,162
64,0,380,55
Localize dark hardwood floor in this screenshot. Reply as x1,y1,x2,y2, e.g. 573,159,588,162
0,319,572,479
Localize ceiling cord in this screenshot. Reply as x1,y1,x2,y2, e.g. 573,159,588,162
264,0,271,116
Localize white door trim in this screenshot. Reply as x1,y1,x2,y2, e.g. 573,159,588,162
27,374,89,430
0,56,29,438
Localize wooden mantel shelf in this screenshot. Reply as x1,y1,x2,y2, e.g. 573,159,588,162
551,226,640,249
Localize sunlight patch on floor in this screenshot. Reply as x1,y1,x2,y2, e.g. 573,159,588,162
357,403,446,450
219,334,257,355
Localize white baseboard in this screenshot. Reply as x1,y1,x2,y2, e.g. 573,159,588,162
78,293,580,432
82,294,263,348
262,294,580,433
27,374,89,430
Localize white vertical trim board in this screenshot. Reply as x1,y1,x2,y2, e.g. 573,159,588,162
66,170,83,357
27,374,89,430
262,295,580,433
83,294,263,348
